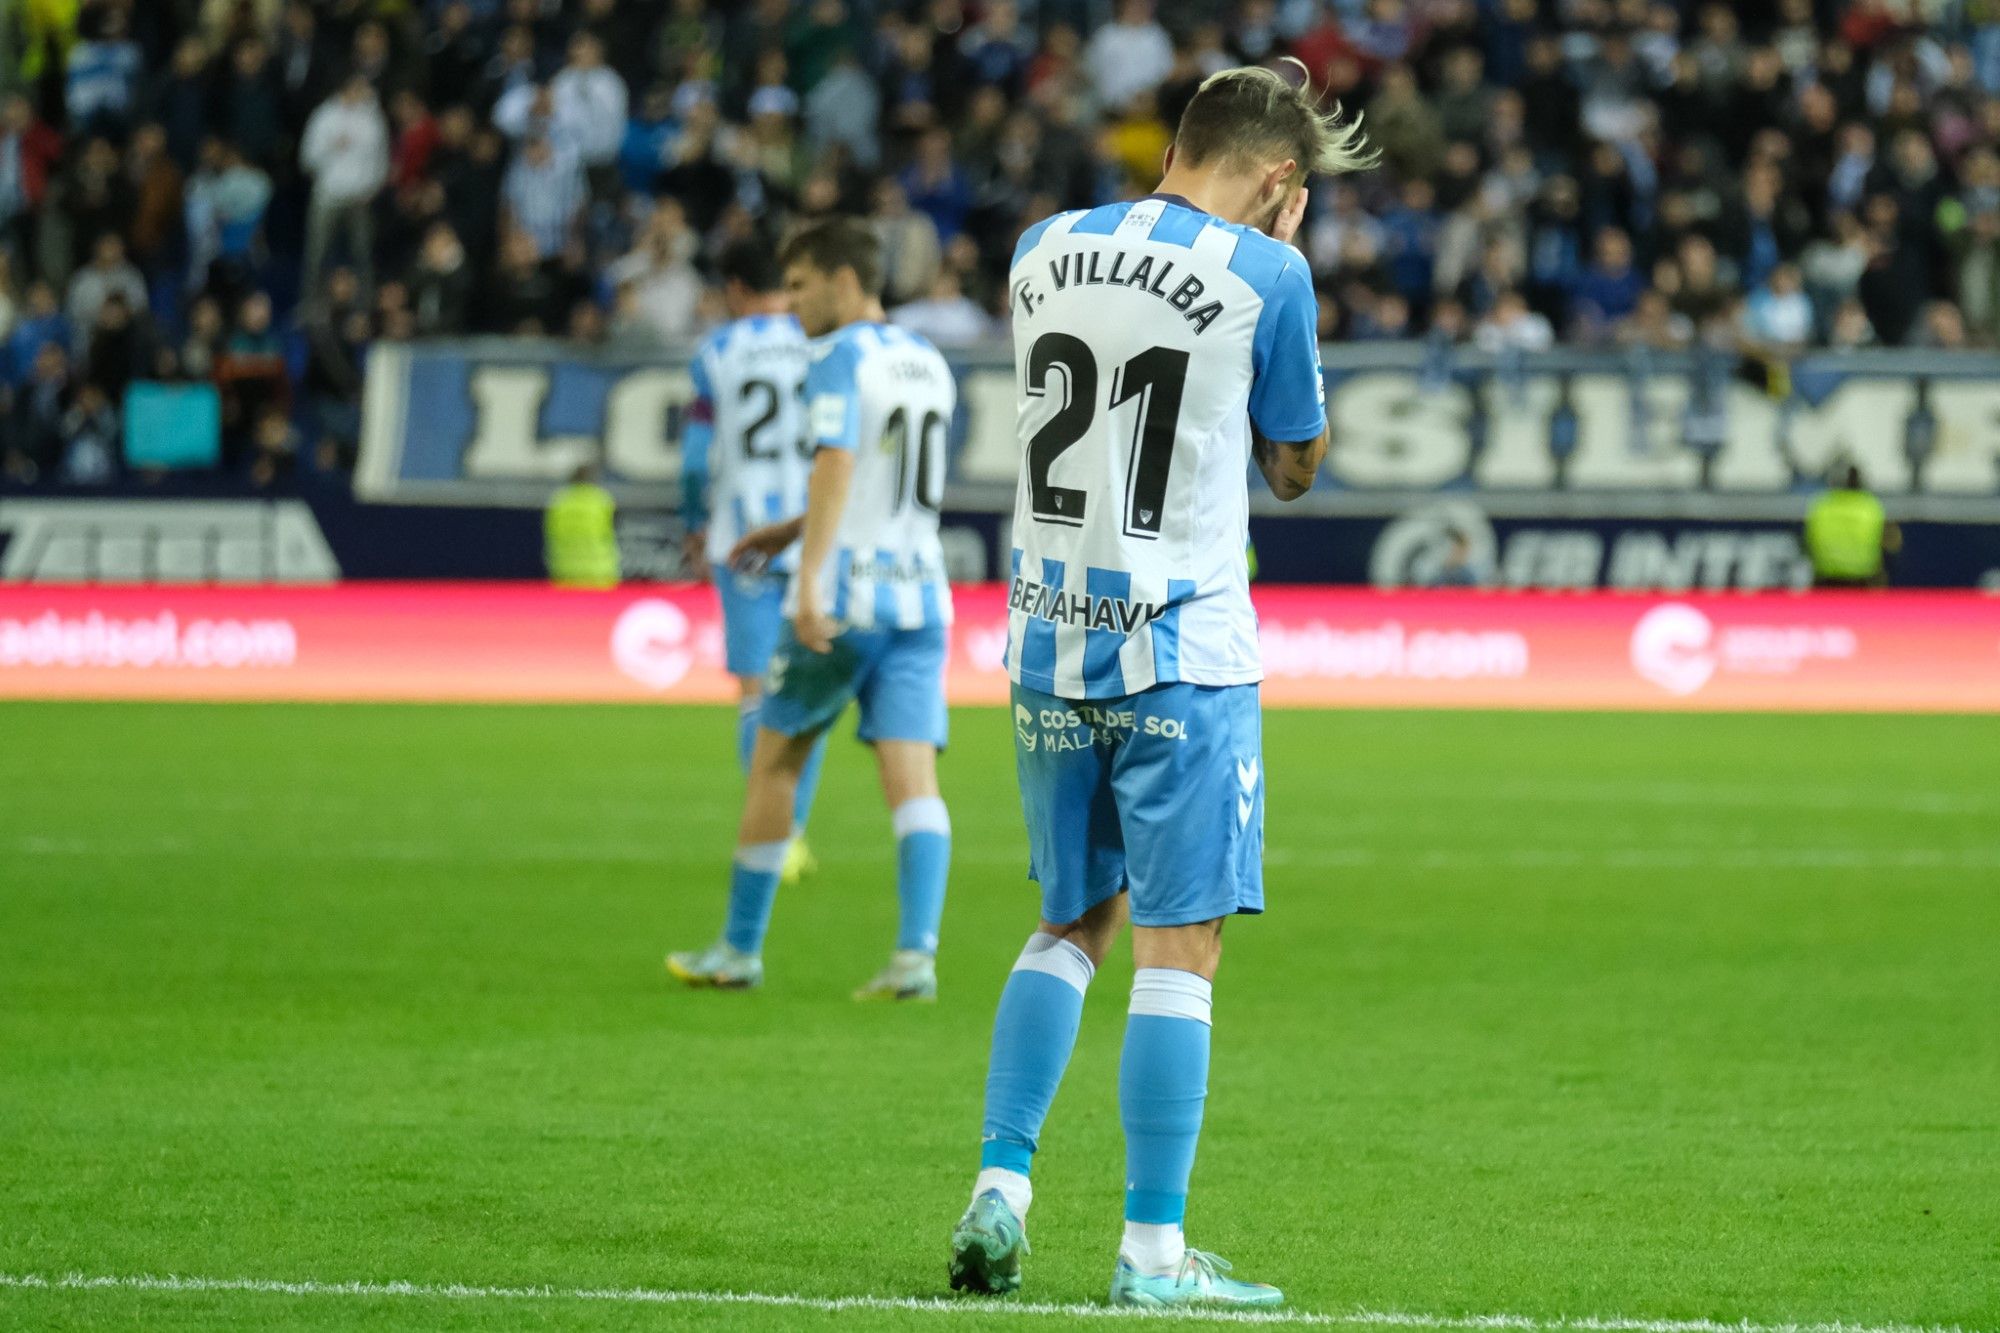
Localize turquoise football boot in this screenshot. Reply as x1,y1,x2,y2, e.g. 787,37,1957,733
947,1190,1028,1295
1108,1248,1283,1309
853,949,937,1002
665,941,762,990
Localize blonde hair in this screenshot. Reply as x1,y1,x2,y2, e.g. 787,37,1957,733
1176,58,1378,180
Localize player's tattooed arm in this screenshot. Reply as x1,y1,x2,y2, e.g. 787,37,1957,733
1251,422,1329,501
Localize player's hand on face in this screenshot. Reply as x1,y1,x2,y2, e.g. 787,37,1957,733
1269,185,1309,246
793,603,837,655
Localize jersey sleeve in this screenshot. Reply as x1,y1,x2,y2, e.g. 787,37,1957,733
1245,254,1327,444
681,346,716,523
803,337,863,451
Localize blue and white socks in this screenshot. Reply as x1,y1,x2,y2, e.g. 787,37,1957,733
1118,968,1213,1275
721,840,788,955
892,797,951,955
975,932,1097,1226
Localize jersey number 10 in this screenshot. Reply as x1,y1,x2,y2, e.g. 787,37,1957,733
1024,333,1190,540
883,407,946,515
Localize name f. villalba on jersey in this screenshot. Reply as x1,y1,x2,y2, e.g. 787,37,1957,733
1012,250,1227,336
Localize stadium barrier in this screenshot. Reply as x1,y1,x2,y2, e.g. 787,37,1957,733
2,583,1996,711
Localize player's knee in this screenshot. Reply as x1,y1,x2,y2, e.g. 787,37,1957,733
1131,919,1224,980
1040,895,1127,968
875,742,939,806
748,727,814,782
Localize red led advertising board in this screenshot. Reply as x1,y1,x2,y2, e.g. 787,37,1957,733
1,584,1995,711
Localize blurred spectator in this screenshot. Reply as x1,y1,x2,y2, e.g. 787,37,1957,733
892,268,996,347
551,31,630,191
1476,290,1555,351
806,48,880,170
1744,263,1816,350
179,295,226,380
1433,48,1492,145
302,268,370,469
221,37,285,169
605,200,700,342
7,281,69,387
1085,0,1174,112
1571,228,1646,339
185,138,274,290
1957,205,2000,343
58,382,120,485
301,75,390,293
249,405,300,488
55,136,133,277
5,341,72,482
127,125,185,279
0,95,64,263
437,116,505,263
502,133,586,260
873,176,942,308
275,2,339,131
83,290,147,399
65,6,143,137
408,221,473,336
390,92,442,194
901,125,972,243
656,92,736,231
964,2,1031,97
65,233,147,343
1366,65,1445,183
483,226,582,335
149,37,214,173
216,290,290,460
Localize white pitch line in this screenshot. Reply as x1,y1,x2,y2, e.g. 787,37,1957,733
14,836,2000,873
0,1272,1986,1333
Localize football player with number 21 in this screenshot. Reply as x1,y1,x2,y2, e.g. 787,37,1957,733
949,59,1377,1310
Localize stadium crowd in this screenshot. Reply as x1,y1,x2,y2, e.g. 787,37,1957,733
3,0,1999,486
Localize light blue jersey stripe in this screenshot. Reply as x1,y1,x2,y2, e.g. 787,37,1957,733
1068,201,1137,236
1147,205,1209,248
1017,555,1063,687
1148,579,1197,682
873,547,897,629
919,580,943,629
1082,566,1129,695
1003,547,1023,671
1012,211,1071,269
831,550,853,622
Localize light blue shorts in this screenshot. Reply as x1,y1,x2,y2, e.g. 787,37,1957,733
1012,681,1263,929
760,622,950,748
713,564,789,679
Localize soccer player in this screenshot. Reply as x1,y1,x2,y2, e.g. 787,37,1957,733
667,219,957,1000
947,64,1373,1308
679,240,825,884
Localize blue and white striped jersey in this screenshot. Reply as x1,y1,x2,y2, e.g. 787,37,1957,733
1004,195,1326,699
788,322,957,631
683,313,812,571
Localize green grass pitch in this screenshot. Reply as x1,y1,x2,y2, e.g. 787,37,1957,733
2,702,1997,1332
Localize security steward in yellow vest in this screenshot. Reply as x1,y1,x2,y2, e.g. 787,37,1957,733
545,464,621,589
1804,465,1898,589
